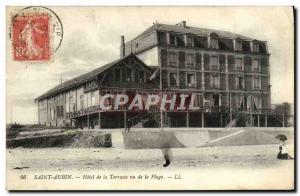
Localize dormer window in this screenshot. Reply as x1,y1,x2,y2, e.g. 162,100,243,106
169,33,176,45
251,41,259,52
209,33,219,49
210,38,219,49
235,39,242,51
186,35,193,47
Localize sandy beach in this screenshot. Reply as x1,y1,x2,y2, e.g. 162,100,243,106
6,144,294,190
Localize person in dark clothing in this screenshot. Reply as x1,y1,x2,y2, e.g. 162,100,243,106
277,144,293,160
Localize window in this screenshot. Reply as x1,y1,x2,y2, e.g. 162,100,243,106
235,40,242,51
91,92,96,106
235,58,243,71
115,68,121,82
210,56,218,70
212,74,220,88
253,77,260,89
186,53,195,67
210,38,218,49
56,106,63,118
73,103,76,112
252,42,259,52
176,34,185,46
186,35,193,47
126,68,134,82
50,108,55,120
158,32,167,45
212,94,220,106
237,76,244,89
168,52,177,67
135,70,139,83
121,68,126,82
253,59,259,72
187,73,196,88
80,95,84,110
106,71,113,83
139,71,144,83
169,34,176,45
169,73,178,87
69,96,73,112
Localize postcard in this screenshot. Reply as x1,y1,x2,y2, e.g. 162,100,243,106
6,6,295,190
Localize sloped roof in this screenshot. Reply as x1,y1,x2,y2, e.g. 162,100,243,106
129,23,257,43
36,54,152,101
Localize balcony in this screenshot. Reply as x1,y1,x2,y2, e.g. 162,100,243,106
101,81,158,89
252,68,260,73
236,86,244,90
187,83,196,88
253,86,261,90
235,67,243,72
211,65,219,71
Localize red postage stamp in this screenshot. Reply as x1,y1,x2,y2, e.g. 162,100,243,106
12,13,51,61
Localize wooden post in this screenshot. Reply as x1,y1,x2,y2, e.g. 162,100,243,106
257,114,260,127
186,111,189,128
265,115,268,127
124,110,127,129
229,93,232,122
282,114,285,127
250,94,253,126
98,112,101,129
87,114,90,129
201,111,204,128
220,114,223,127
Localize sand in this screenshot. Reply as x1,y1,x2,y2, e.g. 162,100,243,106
6,143,294,190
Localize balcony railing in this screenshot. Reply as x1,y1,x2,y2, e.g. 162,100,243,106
252,68,260,73
187,83,196,88
235,67,243,72
236,86,244,90
211,65,219,71
101,81,158,89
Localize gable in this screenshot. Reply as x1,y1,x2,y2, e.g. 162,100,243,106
100,55,156,87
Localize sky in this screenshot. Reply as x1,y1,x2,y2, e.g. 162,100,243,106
6,6,294,124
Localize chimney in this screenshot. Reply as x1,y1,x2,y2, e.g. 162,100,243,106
182,21,186,28
120,35,125,58
176,21,187,28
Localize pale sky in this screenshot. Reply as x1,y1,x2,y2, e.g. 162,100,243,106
6,6,294,124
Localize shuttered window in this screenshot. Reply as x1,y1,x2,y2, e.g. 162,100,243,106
160,49,168,67
186,53,195,67
168,52,178,67
196,53,202,70
178,51,185,68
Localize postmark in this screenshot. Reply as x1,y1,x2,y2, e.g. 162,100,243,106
10,6,63,62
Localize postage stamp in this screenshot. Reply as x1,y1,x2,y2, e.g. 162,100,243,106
10,6,63,62
12,13,51,61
